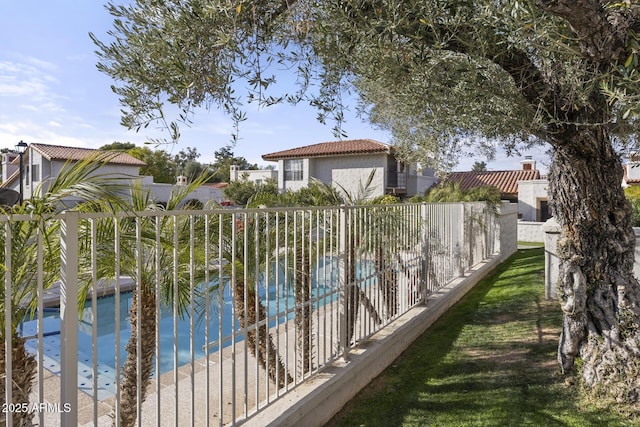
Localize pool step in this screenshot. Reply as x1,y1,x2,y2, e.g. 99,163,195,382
22,325,118,400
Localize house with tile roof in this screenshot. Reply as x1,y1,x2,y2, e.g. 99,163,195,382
1,143,146,201
444,157,551,223
0,143,226,205
262,139,436,199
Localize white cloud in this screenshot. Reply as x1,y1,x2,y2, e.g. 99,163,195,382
0,58,64,114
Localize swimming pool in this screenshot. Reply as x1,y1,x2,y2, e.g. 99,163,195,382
20,257,374,399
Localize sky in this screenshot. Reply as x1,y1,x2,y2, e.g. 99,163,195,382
0,2,549,173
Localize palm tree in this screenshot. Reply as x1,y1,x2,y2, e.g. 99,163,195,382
83,175,212,427
0,154,130,427
209,211,292,386
247,186,340,376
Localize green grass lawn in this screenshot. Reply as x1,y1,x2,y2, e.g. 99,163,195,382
326,248,638,427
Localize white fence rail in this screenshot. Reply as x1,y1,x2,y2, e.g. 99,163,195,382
1,202,504,426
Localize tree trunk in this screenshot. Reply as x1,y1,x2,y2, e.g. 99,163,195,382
548,127,640,403
116,289,156,427
235,280,292,388
375,245,398,319
0,336,36,427
346,232,360,344
295,244,313,376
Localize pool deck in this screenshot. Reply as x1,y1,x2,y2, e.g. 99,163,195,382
30,304,339,426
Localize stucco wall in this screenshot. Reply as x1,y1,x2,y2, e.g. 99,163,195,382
230,168,277,183
146,182,225,205
517,179,549,221
496,202,519,260
517,221,545,243
312,154,386,199
407,173,436,197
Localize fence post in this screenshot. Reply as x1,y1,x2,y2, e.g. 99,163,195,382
338,205,348,362
4,222,12,427
459,203,466,277
420,203,429,304
59,211,78,425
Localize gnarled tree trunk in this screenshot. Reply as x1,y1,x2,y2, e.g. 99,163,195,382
549,126,640,403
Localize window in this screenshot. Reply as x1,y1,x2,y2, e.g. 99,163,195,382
31,164,40,183
284,159,303,181
25,165,30,186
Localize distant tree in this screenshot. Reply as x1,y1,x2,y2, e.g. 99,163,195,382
211,146,257,183
223,178,277,207
173,147,199,174
100,142,137,151
182,160,207,181
472,161,487,172
128,146,177,184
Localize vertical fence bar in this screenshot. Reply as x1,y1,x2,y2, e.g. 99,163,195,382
155,215,162,427
114,218,122,425
242,212,248,418
217,213,224,427
338,206,348,361
172,215,179,426
204,214,211,427
4,221,12,427
189,214,196,424
421,203,428,303
136,216,143,426
90,219,98,426
60,211,79,426
36,220,45,427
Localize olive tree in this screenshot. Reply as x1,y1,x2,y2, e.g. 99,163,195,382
92,0,640,405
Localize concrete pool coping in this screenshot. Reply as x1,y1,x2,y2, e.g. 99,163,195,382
40,277,137,308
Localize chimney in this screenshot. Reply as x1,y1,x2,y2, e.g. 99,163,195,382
521,156,536,171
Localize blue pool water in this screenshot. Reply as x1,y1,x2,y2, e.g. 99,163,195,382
20,258,375,398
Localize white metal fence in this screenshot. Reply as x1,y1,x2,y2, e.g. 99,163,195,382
1,202,500,426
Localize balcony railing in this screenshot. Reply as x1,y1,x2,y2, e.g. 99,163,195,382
1,202,502,426
386,171,407,190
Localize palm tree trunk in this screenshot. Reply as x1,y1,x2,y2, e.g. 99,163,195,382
235,280,292,388
295,245,313,375
116,289,156,427
0,336,36,427
346,232,360,344
375,246,398,319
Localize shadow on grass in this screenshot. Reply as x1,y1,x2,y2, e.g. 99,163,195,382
326,248,635,427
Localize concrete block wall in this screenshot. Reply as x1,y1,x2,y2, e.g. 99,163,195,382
497,202,519,261
518,221,545,243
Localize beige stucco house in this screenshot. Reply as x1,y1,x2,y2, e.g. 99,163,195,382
261,139,436,199
1,143,226,205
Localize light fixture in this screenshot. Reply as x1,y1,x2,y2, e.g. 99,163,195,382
15,140,28,204
15,140,27,154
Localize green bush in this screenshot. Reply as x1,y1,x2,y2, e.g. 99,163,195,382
624,186,640,227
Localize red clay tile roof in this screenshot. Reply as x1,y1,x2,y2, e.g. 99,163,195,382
30,143,146,166
204,182,229,189
262,139,392,160
445,170,541,196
